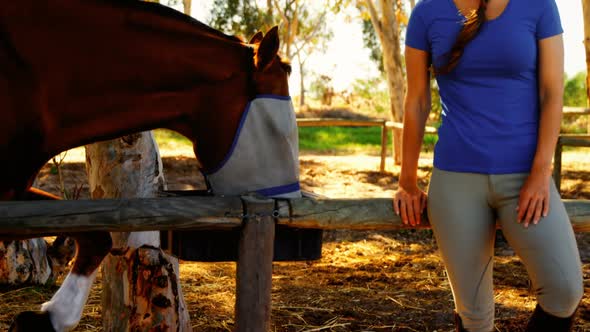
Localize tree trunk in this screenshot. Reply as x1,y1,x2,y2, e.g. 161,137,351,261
266,0,273,28
85,132,191,332
298,54,306,107
365,0,406,165
0,181,70,285
182,0,191,15
273,0,298,59
0,239,52,285
582,0,590,107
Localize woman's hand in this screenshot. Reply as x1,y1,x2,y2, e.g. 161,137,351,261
518,34,563,228
517,168,552,228
393,184,427,226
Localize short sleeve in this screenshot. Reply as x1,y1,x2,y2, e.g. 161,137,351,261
406,6,430,52
536,0,563,40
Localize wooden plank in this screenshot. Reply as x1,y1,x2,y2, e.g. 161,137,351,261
278,198,414,230
559,135,590,147
562,107,590,116
235,196,275,332
0,197,588,233
0,196,243,236
567,199,590,232
380,124,388,172
277,198,590,232
296,118,385,127
553,135,590,192
385,121,438,134
553,142,563,192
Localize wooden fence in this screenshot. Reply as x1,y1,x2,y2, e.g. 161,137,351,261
0,195,589,330
553,134,590,191
296,118,437,172
552,107,590,190
563,107,590,133
299,107,590,180
1,196,589,235
0,109,585,331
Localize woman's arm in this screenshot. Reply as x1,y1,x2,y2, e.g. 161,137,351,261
517,34,564,227
393,46,431,226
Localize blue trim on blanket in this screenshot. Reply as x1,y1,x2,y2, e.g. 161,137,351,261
203,95,292,175
202,100,253,175
255,94,291,101
256,182,301,197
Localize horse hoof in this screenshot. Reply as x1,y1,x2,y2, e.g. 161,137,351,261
9,311,56,332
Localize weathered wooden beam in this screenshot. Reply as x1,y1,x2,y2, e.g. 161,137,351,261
277,198,590,232
296,118,385,127
0,197,588,234
380,124,388,173
553,142,563,192
552,134,590,191
0,196,244,236
385,121,438,134
235,196,275,332
558,134,590,147
562,107,590,116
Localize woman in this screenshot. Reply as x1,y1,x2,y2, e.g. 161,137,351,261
395,0,583,331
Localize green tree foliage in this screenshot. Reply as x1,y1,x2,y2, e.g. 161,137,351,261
354,0,409,76
360,16,384,73
351,76,389,114
207,0,332,63
563,72,587,107
309,75,333,100
208,0,270,39
209,0,333,107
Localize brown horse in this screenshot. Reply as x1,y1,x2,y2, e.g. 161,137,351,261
1,0,297,331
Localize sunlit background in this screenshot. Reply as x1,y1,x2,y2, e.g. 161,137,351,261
172,0,589,96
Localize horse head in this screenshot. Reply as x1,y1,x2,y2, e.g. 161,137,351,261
200,27,300,199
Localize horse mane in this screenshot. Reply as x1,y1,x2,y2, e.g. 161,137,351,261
110,0,244,44
116,0,293,76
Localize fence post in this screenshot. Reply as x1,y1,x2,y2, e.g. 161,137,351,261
380,121,388,173
553,137,563,192
235,195,276,332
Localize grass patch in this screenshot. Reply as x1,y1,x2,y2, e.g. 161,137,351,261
298,127,386,152
153,129,192,151
298,127,437,154
152,127,439,155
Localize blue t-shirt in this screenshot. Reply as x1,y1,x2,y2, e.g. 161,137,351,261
406,0,563,174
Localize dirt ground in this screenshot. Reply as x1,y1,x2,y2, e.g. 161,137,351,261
0,149,589,331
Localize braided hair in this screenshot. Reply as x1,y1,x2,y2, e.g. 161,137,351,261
435,0,489,75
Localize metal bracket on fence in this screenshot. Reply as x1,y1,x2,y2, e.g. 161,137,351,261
224,209,281,220
228,194,280,223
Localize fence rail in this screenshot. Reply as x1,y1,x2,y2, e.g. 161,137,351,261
552,134,590,191
563,107,590,116
298,108,589,177
296,118,437,172
1,196,588,235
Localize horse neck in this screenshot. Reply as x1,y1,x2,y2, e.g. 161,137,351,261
44,74,252,162
9,0,256,155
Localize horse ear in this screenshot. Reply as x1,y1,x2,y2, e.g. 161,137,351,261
249,31,263,44
256,26,280,72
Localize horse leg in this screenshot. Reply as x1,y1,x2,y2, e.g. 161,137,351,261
9,231,112,332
